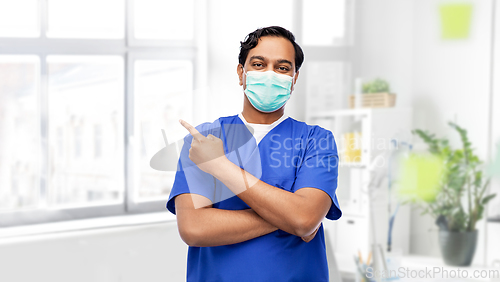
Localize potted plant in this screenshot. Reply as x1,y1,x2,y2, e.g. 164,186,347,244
409,122,496,266
349,78,396,108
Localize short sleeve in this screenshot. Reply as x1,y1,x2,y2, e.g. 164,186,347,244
166,122,219,215
293,127,342,220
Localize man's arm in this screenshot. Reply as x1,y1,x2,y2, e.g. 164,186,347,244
212,164,331,238
180,120,332,238
301,225,320,243
175,193,278,247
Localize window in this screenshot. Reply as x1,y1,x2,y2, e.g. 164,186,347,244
94,124,102,158
0,0,353,227
0,0,39,37
0,0,201,227
132,0,194,40
47,55,124,208
0,56,40,212
133,60,193,201
302,0,348,46
46,0,125,38
300,0,355,118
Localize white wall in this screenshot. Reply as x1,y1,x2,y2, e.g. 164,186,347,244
0,222,187,282
411,0,493,264
486,0,500,267
357,0,497,263
205,0,296,122
355,0,415,109
489,0,500,223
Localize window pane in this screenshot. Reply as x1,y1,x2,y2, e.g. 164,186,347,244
0,56,40,212
305,61,349,114
244,0,294,33
303,0,346,46
0,0,39,37
133,0,194,40
47,0,124,38
47,56,124,207
134,60,193,201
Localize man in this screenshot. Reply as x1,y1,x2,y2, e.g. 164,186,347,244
167,26,342,281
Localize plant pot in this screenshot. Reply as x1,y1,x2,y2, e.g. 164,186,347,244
438,230,478,266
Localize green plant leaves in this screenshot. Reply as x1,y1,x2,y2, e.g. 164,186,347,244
482,194,497,205
362,78,391,93
408,122,495,232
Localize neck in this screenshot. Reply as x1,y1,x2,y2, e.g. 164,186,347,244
241,96,284,124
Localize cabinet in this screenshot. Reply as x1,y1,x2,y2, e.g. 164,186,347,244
309,108,412,273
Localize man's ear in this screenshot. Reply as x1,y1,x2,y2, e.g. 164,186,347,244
237,64,244,86
291,70,300,91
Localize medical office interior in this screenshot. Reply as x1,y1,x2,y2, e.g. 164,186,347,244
1,0,500,281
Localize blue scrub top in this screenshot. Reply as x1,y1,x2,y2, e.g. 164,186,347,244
167,115,342,282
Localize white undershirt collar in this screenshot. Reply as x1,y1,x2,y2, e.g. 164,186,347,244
237,113,289,144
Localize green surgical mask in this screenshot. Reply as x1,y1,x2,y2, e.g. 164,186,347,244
244,70,293,113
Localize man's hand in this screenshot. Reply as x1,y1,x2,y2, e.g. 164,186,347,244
180,119,228,175
301,225,320,243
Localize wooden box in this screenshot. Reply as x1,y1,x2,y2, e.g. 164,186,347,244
349,93,396,108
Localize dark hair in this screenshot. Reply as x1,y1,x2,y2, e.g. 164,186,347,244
238,26,304,72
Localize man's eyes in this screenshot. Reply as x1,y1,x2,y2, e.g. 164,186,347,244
251,63,290,71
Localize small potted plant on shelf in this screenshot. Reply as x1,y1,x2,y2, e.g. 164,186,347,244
406,122,496,266
349,78,396,108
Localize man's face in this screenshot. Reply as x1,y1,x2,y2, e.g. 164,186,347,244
238,36,299,93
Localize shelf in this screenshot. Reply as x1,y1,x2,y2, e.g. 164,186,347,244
318,107,414,270
309,107,412,119
309,108,370,119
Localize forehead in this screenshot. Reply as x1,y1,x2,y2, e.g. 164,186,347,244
246,36,295,65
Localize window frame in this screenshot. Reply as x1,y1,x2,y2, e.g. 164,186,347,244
125,51,196,214
292,0,357,121
126,0,196,47
0,0,203,227
0,0,352,227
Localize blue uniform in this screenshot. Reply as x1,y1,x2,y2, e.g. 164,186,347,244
167,114,342,282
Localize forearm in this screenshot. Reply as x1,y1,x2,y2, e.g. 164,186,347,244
178,121,329,239
212,160,321,237
178,207,278,247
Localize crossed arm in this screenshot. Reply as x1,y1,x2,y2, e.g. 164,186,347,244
175,194,278,247
175,189,325,247
175,120,332,247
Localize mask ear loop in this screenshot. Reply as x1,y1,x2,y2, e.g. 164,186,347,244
241,66,248,83
241,66,249,91
291,68,298,91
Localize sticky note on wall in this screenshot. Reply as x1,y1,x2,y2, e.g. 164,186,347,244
439,3,473,39
398,154,443,203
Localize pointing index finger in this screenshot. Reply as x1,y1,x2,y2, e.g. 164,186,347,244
179,119,204,140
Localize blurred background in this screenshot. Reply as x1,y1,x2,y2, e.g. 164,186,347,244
0,0,499,281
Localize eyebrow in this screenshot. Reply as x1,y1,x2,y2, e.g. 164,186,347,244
276,59,293,67
249,55,266,62
249,56,293,67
